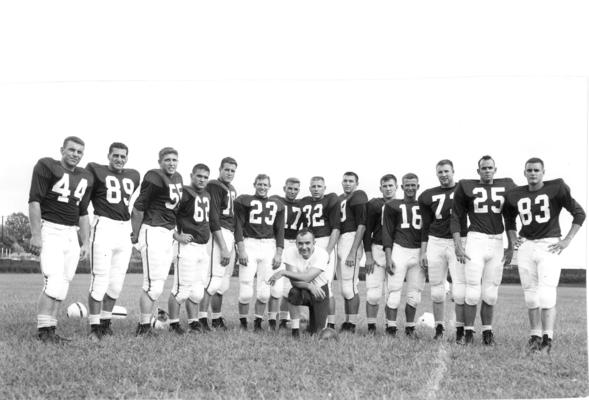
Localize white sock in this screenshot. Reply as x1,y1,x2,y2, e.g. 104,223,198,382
212,313,222,319
367,318,377,325
140,313,152,324
543,330,554,339
37,314,52,329
386,320,397,328
198,312,208,320
327,315,336,324
279,311,290,320
88,314,101,326
268,312,277,320
291,319,300,329
482,325,492,331
100,311,112,319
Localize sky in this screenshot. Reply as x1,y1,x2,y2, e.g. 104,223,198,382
0,1,587,268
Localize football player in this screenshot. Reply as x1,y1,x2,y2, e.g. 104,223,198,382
198,157,238,331
299,177,340,329
277,177,303,329
451,155,516,345
337,172,368,333
504,157,585,353
363,174,398,333
85,142,140,341
268,228,330,338
167,164,212,335
29,136,94,343
382,173,425,337
234,174,285,331
131,147,183,336
418,159,467,340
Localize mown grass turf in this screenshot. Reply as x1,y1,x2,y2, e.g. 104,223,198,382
0,274,586,399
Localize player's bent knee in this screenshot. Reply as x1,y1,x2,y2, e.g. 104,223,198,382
106,281,124,300
217,275,231,295
206,276,223,296
452,283,466,305
386,291,401,309
538,287,557,309
145,280,165,301
406,290,422,308
481,286,499,306
239,282,254,304
257,286,270,304
465,286,481,306
366,287,382,306
341,279,356,300
523,290,540,309
188,288,204,304
430,284,446,303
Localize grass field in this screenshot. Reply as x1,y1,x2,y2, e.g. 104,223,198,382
0,274,587,400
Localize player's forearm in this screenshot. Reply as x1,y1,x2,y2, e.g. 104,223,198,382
28,202,42,238
384,247,393,264
350,225,366,253
452,232,463,248
563,224,582,242
283,268,320,283
327,229,340,253
130,208,144,237
419,241,428,255
78,215,91,246
291,281,310,290
506,230,518,246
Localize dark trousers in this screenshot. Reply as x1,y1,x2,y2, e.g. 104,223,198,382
288,284,330,334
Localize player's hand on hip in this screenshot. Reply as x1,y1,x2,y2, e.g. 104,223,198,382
29,235,42,256
502,247,514,265
309,284,325,299
548,238,570,255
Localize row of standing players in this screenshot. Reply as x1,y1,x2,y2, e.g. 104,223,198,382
28,137,585,352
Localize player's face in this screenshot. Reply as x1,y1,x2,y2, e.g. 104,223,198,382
524,162,545,186
401,178,420,199
159,152,178,176
436,164,454,187
191,169,210,190
108,148,128,172
379,179,397,200
309,179,326,199
284,182,300,201
477,159,496,184
60,140,85,170
296,232,315,259
254,178,271,197
341,175,358,195
219,163,237,184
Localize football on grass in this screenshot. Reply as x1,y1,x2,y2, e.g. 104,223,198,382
66,302,88,318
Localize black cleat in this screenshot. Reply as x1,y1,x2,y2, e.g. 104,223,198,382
88,324,103,342
455,326,464,345
199,318,211,332
541,334,552,354
367,324,377,334
385,326,397,337
278,319,289,330
405,326,417,338
434,324,445,340
254,318,263,332
135,323,157,337
48,326,72,344
169,322,186,335
38,327,71,344
527,335,542,353
100,319,113,336
212,317,228,331
268,319,277,331
327,323,335,330
188,320,203,333
240,318,248,331
291,328,300,339
482,329,496,346
465,329,474,345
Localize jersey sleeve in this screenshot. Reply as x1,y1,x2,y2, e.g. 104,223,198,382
233,195,247,243
352,199,367,227
363,201,378,252
273,206,285,249
133,171,160,212
418,193,432,242
327,194,341,231
559,181,586,226
28,160,52,203
381,202,395,250
206,183,224,233
450,181,468,235
77,173,94,217
502,191,518,232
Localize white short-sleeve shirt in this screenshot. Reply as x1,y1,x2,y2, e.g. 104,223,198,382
283,246,329,287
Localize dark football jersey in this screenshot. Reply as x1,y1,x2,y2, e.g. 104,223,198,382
86,162,140,221
206,179,237,233
278,197,303,240
451,178,517,235
504,179,585,240
299,193,341,238
363,197,386,251
175,185,211,244
418,185,466,241
382,198,422,249
234,194,285,248
29,157,94,226
133,169,183,230
339,190,368,234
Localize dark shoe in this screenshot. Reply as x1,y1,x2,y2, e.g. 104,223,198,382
465,329,474,345
367,324,377,334
254,318,263,332
38,327,68,344
269,319,277,331
385,326,397,337
188,320,203,333
135,323,157,337
327,323,335,330
240,318,248,331
89,324,102,342
199,318,211,333
291,328,300,339
434,324,444,340
278,319,289,330
100,319,113,336
455,326,464,344
405,326,417,338
541,334,552,354
49,326,72,344
212,317,228,331
169,322,185,335
482,329,495,346
527,335,542,353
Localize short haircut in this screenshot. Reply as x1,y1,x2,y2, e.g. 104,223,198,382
63,136,85,147
436,159,454,169
380,174,397,185
478,155,495,168
220,157,238,168
525,157,544,168
192,163,210,174
254,174,271,185
285,177,300,185
402,173,419,182
158,147,178,161
296,227,315,240
343,171,359,182
109,142,129,155
310,176,325,184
